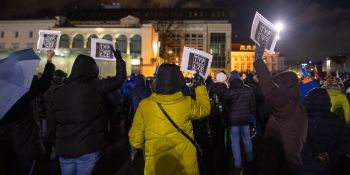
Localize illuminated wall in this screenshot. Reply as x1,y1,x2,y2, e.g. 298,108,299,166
231,44,285,73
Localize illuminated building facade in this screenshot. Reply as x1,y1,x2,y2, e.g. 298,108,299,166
231,41,285,73
0,8,231,77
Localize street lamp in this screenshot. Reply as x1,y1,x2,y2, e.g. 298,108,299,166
276,22,284,32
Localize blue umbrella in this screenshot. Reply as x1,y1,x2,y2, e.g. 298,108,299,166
0,49,41,119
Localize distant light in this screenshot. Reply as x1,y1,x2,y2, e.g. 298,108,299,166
131,59,141,65
276,35,281,40
310,68,314,71
309,61,312,64
276,22,284,32
302,63,307,66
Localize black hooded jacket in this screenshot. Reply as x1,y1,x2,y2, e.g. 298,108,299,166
302,88,350,175
47,55,126,157
211,78,256,126
254,59,308,175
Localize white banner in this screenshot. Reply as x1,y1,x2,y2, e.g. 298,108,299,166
37,30,61,51
250,12,280,53
180,47,213,79
91,38,116,61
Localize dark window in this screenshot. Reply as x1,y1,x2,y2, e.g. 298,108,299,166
1,31,4,38
59,34,70,48
116,35,127,53
29,31,33,38
87,34,98,48
130,35,141,59
15,31,19,38
72,34,84,48
102,34,113,41
210,33,226,68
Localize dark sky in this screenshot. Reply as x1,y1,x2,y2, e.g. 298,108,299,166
1,0,350,62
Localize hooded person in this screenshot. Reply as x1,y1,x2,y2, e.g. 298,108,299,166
128,64,210,175
47,50,126,175
211,70,256,174
324,84,350,125
129,74,152,115
299,76,319,102
303,88,350,175
253,45,308,175
53,69,67,85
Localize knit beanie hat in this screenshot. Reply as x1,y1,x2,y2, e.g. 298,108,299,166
215,72,227,83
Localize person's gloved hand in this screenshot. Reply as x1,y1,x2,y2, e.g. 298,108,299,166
193,71,205,88
254,43,266,61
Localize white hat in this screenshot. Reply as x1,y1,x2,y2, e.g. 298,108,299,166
215,72,227,83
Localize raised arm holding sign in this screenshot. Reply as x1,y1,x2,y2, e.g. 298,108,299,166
181,47,213,79
91,38,116,60
250,12,279,53
37,30,61,51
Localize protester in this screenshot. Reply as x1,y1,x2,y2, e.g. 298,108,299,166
322,81,350,125
211,70,256,174
129,74,152,115
47,49,126,175
244,73,269,135
302,88,350,175
299,76,319,101
128,64,210,175
0,50,55,175
254,45,308,175
206,71,229,175
52,69,68,85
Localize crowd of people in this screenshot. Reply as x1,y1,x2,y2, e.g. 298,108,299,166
0,45,350,175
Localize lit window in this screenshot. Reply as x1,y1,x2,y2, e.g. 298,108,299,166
240,45,245,50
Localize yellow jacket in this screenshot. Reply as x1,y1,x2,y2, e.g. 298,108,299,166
129,86,210,175
327,88,350,124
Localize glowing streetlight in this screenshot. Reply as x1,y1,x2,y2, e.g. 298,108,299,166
276,22,284,32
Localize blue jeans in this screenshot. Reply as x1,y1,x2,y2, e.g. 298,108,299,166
59,151,100,175
229,125,253,167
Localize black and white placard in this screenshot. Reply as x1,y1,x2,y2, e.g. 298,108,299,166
91,38,116,60
180,47,213,79
37,30,61,50
250,12,280,53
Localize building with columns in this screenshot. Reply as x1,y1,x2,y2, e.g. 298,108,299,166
0,8,231,77
231,39,285,73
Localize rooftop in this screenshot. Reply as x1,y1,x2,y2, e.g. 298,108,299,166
66,8,229,21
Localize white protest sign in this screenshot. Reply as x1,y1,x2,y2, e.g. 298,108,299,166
90,38,116,60
37,30,61,50
181,47,213,79
250,12,280,53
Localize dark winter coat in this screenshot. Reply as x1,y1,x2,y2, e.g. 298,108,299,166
302,88,350,175
245,75,271,134
129,75,152,114
47,55,126,157
254,59,308,175
211,78,256,126
0,62,55,160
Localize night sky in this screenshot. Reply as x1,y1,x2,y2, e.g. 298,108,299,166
1,0,350,62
